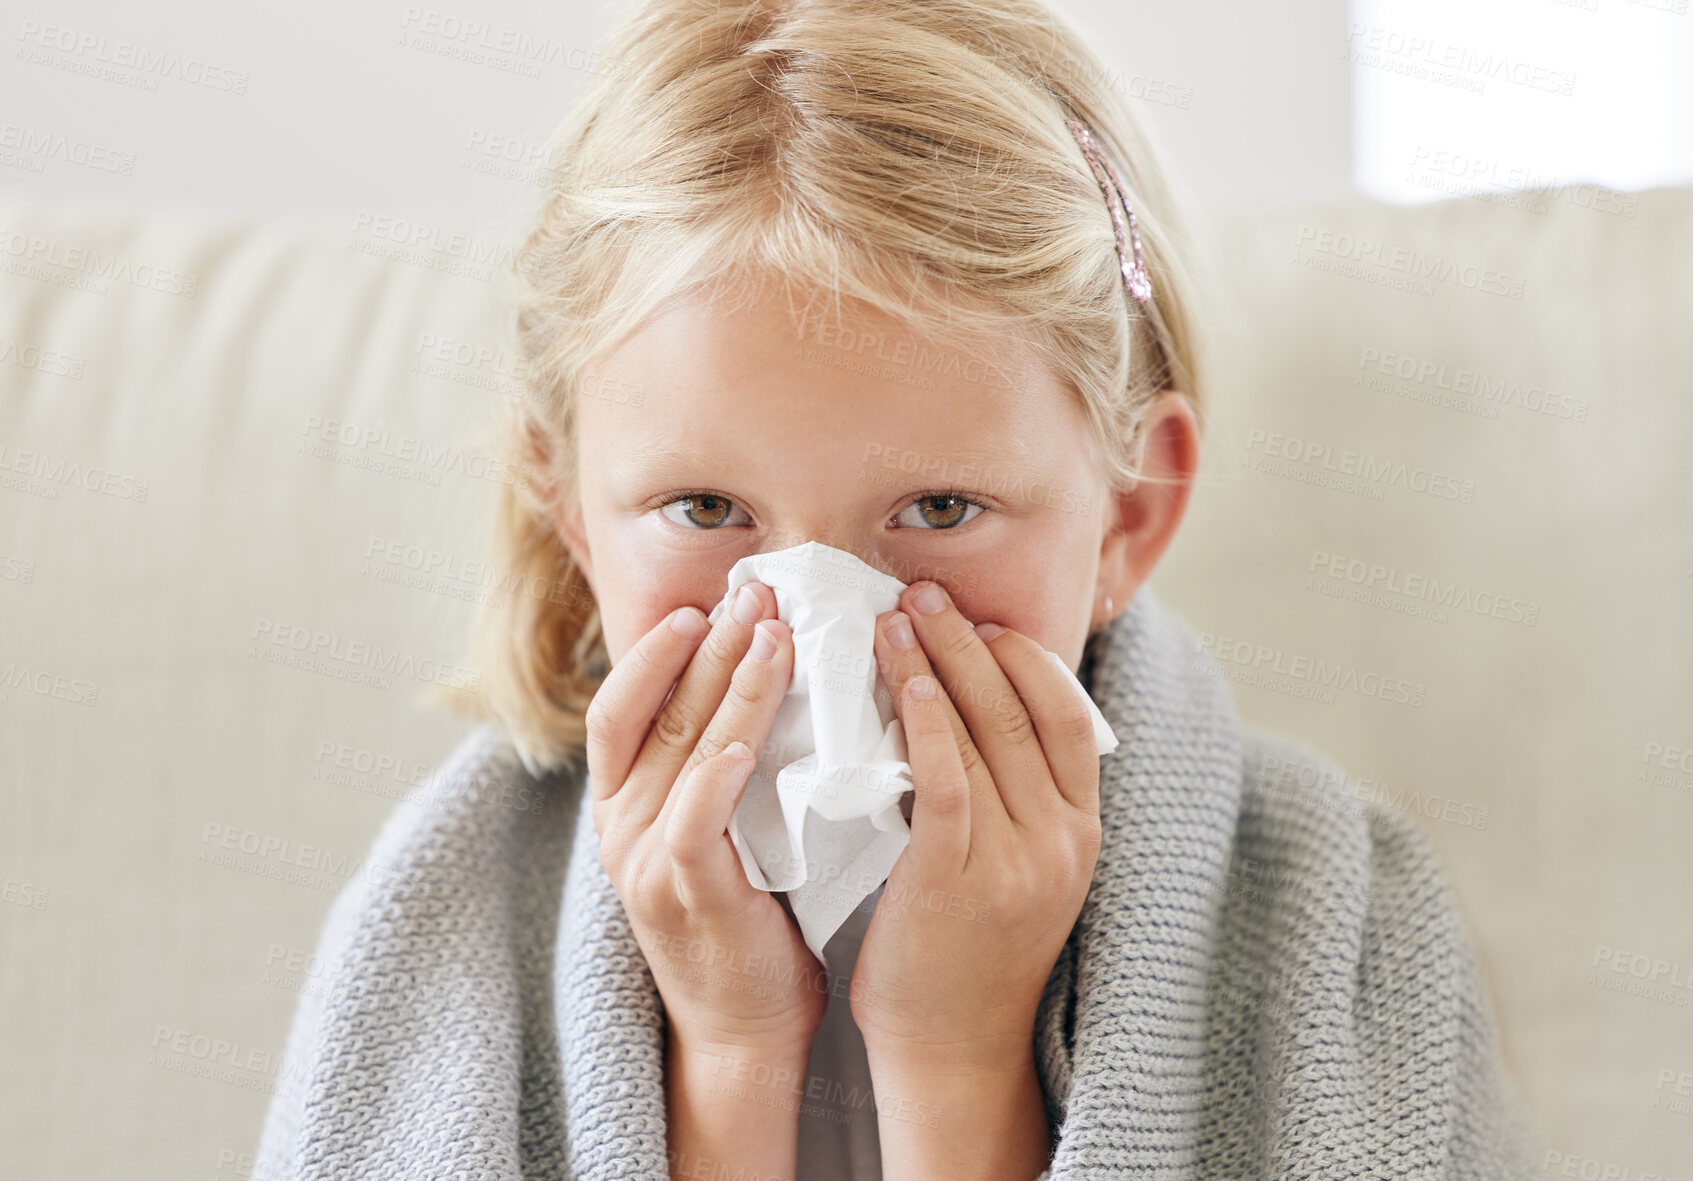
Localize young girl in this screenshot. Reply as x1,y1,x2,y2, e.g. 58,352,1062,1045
256,0,1540,1177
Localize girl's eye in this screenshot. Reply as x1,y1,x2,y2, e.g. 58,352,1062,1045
653,490,989,531
895,492,989,530
657,492,751,530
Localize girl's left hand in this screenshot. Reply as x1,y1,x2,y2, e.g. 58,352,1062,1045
850,579,1105,1071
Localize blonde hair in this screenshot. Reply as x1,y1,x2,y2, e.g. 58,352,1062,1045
430,0,1216,777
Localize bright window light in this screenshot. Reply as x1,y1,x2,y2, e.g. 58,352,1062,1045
1349,0,1693,204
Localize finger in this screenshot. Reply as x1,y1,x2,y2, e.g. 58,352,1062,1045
663,741,760,898
898,672,972,874
627,581,776,831
874,609,1006,843
584,604,712,805
899,580,1053,826
657,615,794,837
972,628,1102,824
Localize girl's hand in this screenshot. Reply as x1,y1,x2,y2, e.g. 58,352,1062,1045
852,579,1104,1072
585,582,828,1056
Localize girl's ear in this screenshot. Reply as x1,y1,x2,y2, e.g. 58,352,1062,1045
1094,390,1200,627
553,501,594,591
521,413,596,591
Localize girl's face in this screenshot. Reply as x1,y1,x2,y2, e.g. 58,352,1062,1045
554,279,1195,676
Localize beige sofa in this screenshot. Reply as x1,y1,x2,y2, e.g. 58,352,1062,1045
2,186,1689,1175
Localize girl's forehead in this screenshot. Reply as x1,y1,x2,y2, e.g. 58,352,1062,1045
583,363,1103,521
598,279,1047,395
575,281,1100,489
582,344,1074,468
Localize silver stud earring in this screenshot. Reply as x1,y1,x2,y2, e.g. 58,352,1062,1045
1102,593,1114,618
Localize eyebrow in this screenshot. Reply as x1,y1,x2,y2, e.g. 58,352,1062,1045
613,437,1044,476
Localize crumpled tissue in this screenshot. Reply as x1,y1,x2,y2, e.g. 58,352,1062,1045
703,540,1120,966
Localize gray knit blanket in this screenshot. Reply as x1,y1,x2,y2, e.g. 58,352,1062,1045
254,585,1540,1178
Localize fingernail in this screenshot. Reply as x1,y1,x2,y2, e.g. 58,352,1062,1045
974,621,1005,641
909,674,937,699
724,740,752,761
910,582,946,616
887,613,916,649
732,584,762,624
670,607,708,639
749,621,777,661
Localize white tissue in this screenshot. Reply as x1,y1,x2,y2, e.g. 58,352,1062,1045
704,541,1119,966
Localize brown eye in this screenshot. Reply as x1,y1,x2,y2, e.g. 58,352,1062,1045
684,495,729,527
896,494,986,530
658,493,748,529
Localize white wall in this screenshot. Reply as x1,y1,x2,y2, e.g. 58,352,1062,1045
0,0,1354,234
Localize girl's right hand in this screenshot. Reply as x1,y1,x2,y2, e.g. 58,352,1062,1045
584,581,828,1055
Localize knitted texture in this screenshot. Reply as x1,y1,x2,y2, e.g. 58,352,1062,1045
253,585,1540,1178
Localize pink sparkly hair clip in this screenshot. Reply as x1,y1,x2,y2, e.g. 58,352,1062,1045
1066,117,1153,305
